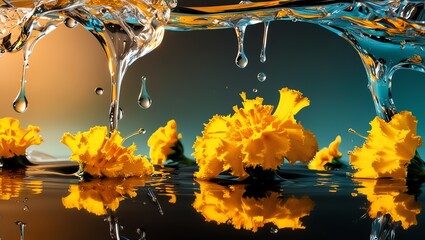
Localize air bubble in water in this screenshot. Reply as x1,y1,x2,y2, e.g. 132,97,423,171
138,76,152,109
95,87,104,95
64,18,78,28
257,72,266,82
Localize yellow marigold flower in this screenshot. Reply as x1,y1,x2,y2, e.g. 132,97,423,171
350,111,423,179
147,120,193,166
0,117,43,166
148,120,182,165
193,88,318,180
62,177,145,215
308,136,343,171
0,170,42,200
193,180,315,232
354,178,421,229
61,126,153,178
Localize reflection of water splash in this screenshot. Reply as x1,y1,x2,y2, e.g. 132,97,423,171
370,214,398,240
15,221,26,240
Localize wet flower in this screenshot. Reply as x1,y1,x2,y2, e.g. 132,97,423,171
0,117,43,167
147,120,194,166
61,126,153,178
62,177,146,215
193,87,318,180
193,180,315,232
354,178,421,229
308,136,345,171
0,170,42,200
349,111,423,179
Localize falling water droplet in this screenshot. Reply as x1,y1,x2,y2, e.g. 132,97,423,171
257,72,267,82
138,76,152,109
270,226,279,234
95,87,104,95
64,18,78,28
252,88,258,93
13,88,28,113
260,21,270,63
234,23,248,68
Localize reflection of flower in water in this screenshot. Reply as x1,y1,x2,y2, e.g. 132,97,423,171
308,135,344,171
193,181,315,232
0,170,42,200
61,126,153,178
0,117,43,167
350,111,423,179
193,88,318,180
355,178,421,229
62,177,146,215
147,119,194,166
149,171,177,204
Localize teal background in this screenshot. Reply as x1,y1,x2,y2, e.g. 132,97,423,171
0,18,425,162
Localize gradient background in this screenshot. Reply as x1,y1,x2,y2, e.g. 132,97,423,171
0,16,425,161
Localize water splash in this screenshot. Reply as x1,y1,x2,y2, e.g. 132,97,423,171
260,21,270,63
138,76,152,109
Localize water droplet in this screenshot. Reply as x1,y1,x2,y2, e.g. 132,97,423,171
252,88,258,93
95,87,104,95
292,18,298,22
23,198,28,203
234,24,248,68
138,76,152,109
23,205,29,211
257,72,266,82
260,21,270,63
167,0,178,9
141,128,147,134
13,90,28,113
64,18,78,28
270,226,278,234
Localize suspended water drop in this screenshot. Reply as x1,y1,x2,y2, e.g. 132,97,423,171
13,88,28,113
252,88,258,93
260,21,270,63
138,76,152,109
257,72,267,82
23,205,29,211
95,87,104,95
234,23,248,68
270,226,279,234
167,0,178,9
64,17,78,28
